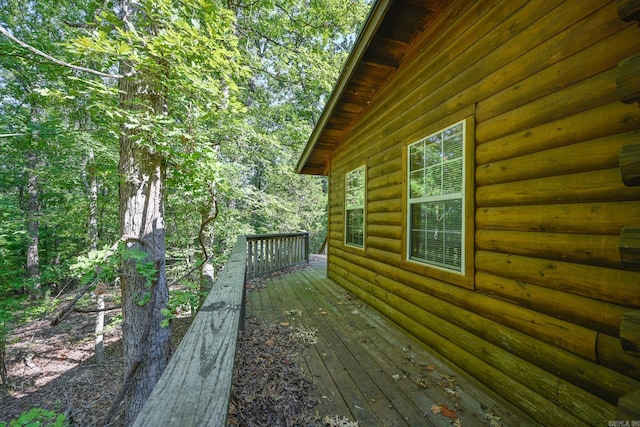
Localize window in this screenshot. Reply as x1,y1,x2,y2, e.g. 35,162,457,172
345,166,365,248
408,121,465,272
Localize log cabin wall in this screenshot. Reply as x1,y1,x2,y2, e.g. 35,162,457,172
324,0,640,424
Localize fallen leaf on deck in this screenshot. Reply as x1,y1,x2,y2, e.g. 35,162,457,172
283,309,304,318
412,376,429,388
431,404,457,418
440,404,457,418
291,326,319,345
485,411,503,427
323,415,359,426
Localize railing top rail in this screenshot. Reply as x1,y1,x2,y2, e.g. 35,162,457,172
132,236,248,427
246,231,308,240
133,232,311,425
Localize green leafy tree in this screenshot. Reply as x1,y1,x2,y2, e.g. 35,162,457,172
0,0,370,422
63,0,248,423
227,0,370,247
0,0,118,298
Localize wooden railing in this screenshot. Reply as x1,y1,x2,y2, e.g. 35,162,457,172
132,236,248,427
246,231,309,278
132,232,310,426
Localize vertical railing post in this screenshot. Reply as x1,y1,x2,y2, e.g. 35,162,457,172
245,232,311,279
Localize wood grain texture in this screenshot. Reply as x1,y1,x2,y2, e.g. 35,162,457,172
247,262,540,426
132,237,247,427
618,390,640,421
312,0,640,424
620,143,640,186
329,263,614,425
475,251,640,308
617,53,640,104
620,227,640,267
620,310,640,356
476,201,640,235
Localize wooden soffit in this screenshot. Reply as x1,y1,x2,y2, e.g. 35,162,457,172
296,0,441,175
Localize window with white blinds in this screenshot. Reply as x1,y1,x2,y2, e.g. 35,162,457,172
345,166,365,248
408,121,465,272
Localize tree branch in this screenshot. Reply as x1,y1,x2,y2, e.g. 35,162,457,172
50,282,94,326
199,198,218,262
0,25,130,79
73,305,121,313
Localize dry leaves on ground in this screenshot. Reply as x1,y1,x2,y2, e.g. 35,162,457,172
323,415,359,427
229,315,321,427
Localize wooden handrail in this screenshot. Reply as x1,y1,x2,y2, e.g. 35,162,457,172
246,231,309,278
132,236,248,427
132,232,310,426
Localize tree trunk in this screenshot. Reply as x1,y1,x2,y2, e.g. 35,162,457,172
119,139,171,426
87,149,99,251
118,2,171,423
199,193,218,297
199,146,221,298
85,149,105,365
26,149,41,299
94,286,106,365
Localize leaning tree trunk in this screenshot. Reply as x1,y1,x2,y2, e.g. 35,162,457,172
117,3,171,424
199,180,219,298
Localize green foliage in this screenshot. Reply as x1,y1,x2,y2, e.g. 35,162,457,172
67,0,248,162
0,407,68,427
0,0,370,327
0,7,371,423
161,281,203,327
70,243,157,288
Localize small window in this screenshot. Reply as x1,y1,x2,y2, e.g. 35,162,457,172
408,121,465,272
345,166,365,248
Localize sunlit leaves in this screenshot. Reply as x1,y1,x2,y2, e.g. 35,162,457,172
67,0,248,160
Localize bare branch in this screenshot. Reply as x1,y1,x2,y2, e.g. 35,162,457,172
50,282,94,326
73,305,121,313
0,25,129,79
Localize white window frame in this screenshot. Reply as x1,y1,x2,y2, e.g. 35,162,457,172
407,120,466,273
345,166,365,249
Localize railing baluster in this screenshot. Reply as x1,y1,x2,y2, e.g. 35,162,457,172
245,232,310,278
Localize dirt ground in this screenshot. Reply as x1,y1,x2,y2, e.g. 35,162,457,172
0,304,193,426
0,263,322,427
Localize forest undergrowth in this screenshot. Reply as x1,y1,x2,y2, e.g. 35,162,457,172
0,263,336,426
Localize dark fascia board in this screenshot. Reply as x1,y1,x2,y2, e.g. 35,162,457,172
295,0,393,175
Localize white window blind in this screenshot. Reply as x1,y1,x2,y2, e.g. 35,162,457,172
408,121,465,272
345,166,365,248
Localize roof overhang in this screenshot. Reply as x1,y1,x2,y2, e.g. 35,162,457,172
296,0,440,175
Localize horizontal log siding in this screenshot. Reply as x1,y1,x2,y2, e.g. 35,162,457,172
476,131,639,186
476,201,640,235
325,0,640,424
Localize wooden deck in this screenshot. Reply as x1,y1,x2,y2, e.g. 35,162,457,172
246,256,539,426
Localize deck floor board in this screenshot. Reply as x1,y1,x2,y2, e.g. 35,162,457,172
278,270,414,426
245,257,539,426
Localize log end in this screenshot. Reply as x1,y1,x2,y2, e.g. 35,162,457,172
620,310,640,357
617,390,640,422
620,228,640,269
